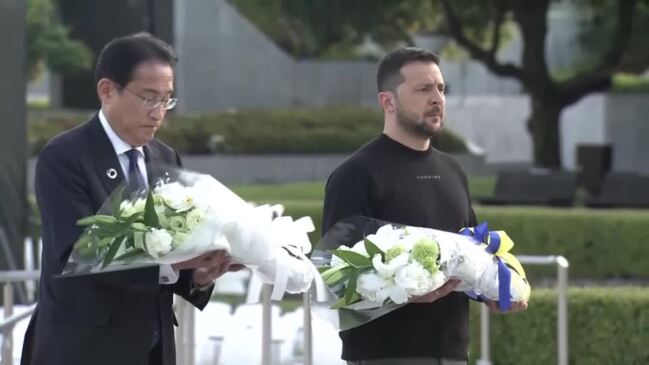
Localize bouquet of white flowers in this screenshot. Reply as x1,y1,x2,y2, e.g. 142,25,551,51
63,167,320,299
314,216,530,330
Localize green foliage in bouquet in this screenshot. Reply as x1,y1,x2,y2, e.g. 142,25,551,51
74,188,160,268
320,237,386,309
73,185,206,269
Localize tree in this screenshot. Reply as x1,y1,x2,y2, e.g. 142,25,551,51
439,0,641,168
240,0,646,168
231,0,438,59
27,0,93,81
577,0,649,74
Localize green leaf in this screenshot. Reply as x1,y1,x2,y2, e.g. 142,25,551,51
126,213,143,224
101,236,126,269
130,222,149,232
77,215,118,226
331,296,349,309
143,190,160,228
332,249,372,268
344,272,359,304
93,222,129,236
73,234,94,257
364,238,384,260
73,233,91,249
110,186,125,218
321,264,354,285
317,266,333,273
114,248,145,261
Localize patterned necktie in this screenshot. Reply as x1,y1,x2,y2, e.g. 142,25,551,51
125,149,146,192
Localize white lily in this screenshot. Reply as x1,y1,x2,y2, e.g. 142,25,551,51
372,252,409,279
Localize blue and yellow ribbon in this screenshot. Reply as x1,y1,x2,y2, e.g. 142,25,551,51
460,222,529,311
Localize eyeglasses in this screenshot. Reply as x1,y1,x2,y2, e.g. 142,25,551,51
122,86,178,110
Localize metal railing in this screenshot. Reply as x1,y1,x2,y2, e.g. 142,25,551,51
476,255,569,365
0,270,40,365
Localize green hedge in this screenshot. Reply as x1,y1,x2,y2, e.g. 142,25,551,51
476,206,649,280
28,107,468,155
468,287,649,365
278,202,649,280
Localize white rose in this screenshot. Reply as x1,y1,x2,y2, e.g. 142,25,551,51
384,283,410,304
145,228,173,258
394,261,435,296
166,216,187,231
356,272,388,303
185,208,204,230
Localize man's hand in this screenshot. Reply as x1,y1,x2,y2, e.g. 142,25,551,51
485,300,528,313
171,250,229,271
191,260,232,288
173,250,248,288
409,279,462,303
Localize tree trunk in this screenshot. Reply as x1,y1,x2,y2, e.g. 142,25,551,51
527,97,562,169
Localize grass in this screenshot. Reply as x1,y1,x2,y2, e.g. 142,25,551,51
232,177,496,204
232,182,325,203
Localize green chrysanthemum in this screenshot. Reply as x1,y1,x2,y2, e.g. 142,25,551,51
167,216,186,231
385,244,405,262
411,238,440,274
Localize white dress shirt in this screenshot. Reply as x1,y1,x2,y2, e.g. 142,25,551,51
98,110,179,285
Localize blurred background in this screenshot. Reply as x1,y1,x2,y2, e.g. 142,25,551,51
1,0,648,364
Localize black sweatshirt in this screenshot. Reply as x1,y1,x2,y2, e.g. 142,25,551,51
322,134,477,361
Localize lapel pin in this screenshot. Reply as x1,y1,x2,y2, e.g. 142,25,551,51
106,168,118,179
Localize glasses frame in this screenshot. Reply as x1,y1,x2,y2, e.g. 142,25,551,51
121,85,178,110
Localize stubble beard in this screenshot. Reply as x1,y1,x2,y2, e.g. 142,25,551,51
395,100,444,139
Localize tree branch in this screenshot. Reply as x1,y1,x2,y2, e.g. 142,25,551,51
440,0,525,80
489,0,506,55
559,0,637,105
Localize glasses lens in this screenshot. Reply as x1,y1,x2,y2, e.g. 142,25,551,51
142,99,159,109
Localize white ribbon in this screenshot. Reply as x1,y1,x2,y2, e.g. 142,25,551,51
242,211,328,303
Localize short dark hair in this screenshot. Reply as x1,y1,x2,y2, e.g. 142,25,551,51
376,47,440,92
94,32,177,86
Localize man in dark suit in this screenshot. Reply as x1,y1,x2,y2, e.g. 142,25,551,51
21,33,231,365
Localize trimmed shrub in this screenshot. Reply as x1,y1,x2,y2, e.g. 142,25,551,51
468,287,649,365
28,107,468,155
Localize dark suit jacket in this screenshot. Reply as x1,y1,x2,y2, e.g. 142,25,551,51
21,115,213,365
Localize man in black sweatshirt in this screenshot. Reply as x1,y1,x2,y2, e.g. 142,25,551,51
322,48,526,365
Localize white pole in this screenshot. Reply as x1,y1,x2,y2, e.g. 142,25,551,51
557,256,569,365
476,303,491,365
261,284,272,365
303,290,313,365
2,283,14,365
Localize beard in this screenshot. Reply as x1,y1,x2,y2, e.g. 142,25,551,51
395,99,444,139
